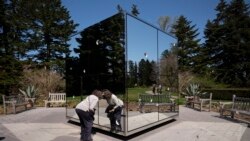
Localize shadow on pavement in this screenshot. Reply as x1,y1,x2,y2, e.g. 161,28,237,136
68,119,176,141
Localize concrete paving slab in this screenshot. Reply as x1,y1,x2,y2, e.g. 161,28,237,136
3,123,79,141
0,106,249,141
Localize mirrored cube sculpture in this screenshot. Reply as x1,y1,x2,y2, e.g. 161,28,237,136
66,12,179,136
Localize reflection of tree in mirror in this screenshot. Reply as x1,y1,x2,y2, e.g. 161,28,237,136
74,13,125,94
127,59,157,87
66,58,81,97
138,59,157,87
117,4,123,13
160,49,178,92
127,61,138,87
131,4,140,16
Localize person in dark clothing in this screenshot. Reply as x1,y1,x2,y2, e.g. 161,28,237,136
103,89,124,133
75,90,103,141
152,84,156,94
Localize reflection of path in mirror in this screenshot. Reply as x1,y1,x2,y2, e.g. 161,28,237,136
127,112,177,131
68,108,177,132
67,107,121,130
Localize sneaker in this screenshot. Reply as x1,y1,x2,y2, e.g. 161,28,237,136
116,120,119,125
116,126,122,132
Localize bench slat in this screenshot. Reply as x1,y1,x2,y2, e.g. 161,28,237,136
220,95,250,125
2,95,28,114
45,93,66,107
189,93,213,112
138,93,175,113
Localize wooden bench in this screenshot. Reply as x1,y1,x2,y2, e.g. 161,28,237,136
44,93,66,107
138,94,175,113
189,92,213,111
185,96,194,107
220,95,250,125
2,95,29,114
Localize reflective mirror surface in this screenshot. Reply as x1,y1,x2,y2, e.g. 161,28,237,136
127,15,158,131
126,14,178,131
66,12,178,136
66,13,125,130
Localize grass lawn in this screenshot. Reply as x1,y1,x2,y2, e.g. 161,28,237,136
65,87,184,106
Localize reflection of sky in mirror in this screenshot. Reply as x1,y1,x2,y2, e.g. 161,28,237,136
127,15,177,63
69,33,82,57
62,0,219,57
158,30,177,58
127,15,157,63
69,13,177,60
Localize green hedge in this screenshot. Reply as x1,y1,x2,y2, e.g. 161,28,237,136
203,88,250,100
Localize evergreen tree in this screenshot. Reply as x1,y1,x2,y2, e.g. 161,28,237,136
128,60,137,87
15,0,78,71
171,15,200,72
0,0,23,95
138,59,146,86
203,0,250,86
222,0,250,86
138,59,155,86
202,0,228,75
117,4,123,13
75,13,125,93
131,4,139,16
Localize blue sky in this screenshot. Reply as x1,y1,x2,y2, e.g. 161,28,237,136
61,0,221,58
62,0,220,40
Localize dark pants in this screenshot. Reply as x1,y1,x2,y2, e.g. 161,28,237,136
108,106,122,131
75,109,93,141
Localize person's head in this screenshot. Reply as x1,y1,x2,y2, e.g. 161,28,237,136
102,89,112,100
92,89,103,99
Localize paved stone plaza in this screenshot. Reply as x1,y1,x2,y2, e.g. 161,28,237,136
0,106,249,141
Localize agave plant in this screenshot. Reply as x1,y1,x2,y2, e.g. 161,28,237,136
182,83,202,96
19,85,37,98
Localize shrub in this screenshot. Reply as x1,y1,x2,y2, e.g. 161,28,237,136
19,85,37,98
204,88,250,100
182,83,203,96
178,71,194,92
19,69,65,106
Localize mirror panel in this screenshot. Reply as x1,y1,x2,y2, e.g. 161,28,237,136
66,12,179,136
158,31,178,120
66,31,82,120
66,13,125,130
126,14,158,131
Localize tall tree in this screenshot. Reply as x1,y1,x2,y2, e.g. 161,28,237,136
0,0,23,95
127,60,137,87
15,0,78,71
171,15,200,72
138,59,155,86
75,13,125,93
202,0,228,75
117,4,123,13
221,0,250,86
131,4,139,16
203,0,250,86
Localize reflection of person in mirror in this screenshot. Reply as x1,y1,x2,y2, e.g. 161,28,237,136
152,84,156,95
75,90,103,141
103,89,124,133
158,84,162,94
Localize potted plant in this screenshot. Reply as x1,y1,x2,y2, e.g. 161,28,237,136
19,85,38,108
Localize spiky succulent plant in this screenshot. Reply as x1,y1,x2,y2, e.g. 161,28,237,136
19,85,37,98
